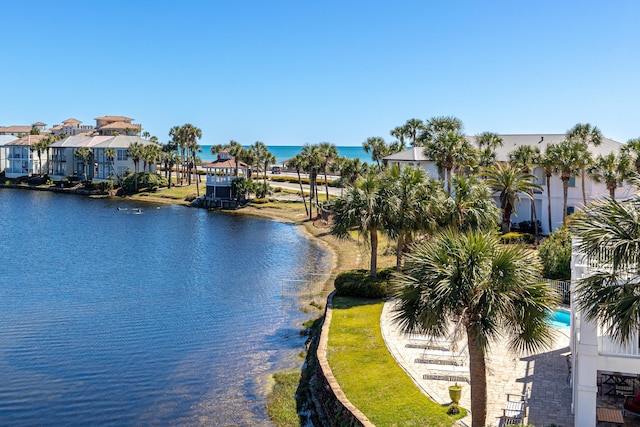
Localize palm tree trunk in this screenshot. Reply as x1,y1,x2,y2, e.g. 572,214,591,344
324,166,330,202
581,168,587,205
546,173,552,234
194,154,200,196
168,166,173,189
395,231,405,270
467,326,488,427
446,167,452,196
296,169,309,216
369,226,378,277
609,185,615,199
562,178,569,225
309,170,315,221
503,204,512,233
530,189,538,237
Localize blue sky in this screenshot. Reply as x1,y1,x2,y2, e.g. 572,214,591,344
2,1,639,145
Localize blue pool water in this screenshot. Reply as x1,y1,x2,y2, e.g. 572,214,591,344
548,308,571,329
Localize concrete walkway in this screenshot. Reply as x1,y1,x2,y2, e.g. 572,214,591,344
380,301,574,427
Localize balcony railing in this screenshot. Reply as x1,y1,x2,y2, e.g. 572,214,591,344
598,330,640,357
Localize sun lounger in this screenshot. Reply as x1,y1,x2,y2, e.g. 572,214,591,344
500,390,529,426
415,342,468,365
422,364,470,383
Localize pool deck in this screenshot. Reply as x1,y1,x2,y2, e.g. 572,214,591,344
381,300,575,426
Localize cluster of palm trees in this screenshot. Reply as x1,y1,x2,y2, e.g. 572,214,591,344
328,116,640,427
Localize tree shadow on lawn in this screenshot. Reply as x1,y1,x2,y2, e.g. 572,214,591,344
331,295,385,310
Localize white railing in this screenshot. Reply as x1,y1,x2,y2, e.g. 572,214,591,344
206,175,233,185
543,278,571,305
598,329,640,357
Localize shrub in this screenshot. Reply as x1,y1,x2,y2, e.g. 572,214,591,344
538,226,571,280
122,172,168,194
515,220,541,234
333,268,394,299
254,181,273,199
500,232,535,244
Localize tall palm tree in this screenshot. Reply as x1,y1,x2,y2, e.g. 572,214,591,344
390,125,407,147
362,136,389,172
382,165,442,269
300,144,322,219
441,175,500,232
588,152,636,199
331,174,389,276
180,124,202,186
287,153,309,216
509,145,542,235
570,197,640,344
484,162,542,233
30,134,54,175
476,132,504,168
392,229,557,427
168,125,184,184
318,142,338,202
418,115,463,145
621,137,640,174
540,148,556,233
567,123,602,205
74,146,93,182
262,152,275,184
104,147,118,187
404,118,425,146
341,157,368,187
128,142,144,192
547,139,587,225
424,130,469,195
250,141,269,179
188,139,203,195
142,131,151,140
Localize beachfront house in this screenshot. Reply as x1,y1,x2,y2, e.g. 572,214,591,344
201,149,248,206
570,243,640,426
48,135,156,182
3,134,49,178
383,134,634,235
94,115,142,136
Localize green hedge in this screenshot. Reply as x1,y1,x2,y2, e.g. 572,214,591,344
333,268,394,298
269,175,340,187
500,232,535,244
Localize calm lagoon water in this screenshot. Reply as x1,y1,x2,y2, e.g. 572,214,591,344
0,190,330,426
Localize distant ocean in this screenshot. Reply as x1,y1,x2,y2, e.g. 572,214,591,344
200,145,372,165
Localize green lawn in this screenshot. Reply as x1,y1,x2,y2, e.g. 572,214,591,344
327,297,465,427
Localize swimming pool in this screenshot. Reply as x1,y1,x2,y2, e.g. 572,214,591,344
548,308,571,329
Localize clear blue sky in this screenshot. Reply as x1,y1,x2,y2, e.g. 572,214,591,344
2,1,639,145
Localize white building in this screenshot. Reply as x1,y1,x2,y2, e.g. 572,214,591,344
383,134,635,235
48,135,157,182
0,135,18,172
570,242,640,425
3,134,49,178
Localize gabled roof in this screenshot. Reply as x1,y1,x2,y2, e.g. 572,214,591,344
32,121,47,126
202,158,248,169
0,125,32,134
62,118,81,125
93,135,156,148
95,115,134,122
5,134,47,146
50,135,112,148
99,121,141,130
50,125,63,131
384,134,625,163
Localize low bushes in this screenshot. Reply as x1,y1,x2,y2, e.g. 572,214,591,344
333,268,395,299
500,232,535,245
538,226,571,280
270,175,340,187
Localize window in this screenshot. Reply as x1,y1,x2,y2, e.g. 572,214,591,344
568,176,576,187
566,206,575,216
117,149,128,161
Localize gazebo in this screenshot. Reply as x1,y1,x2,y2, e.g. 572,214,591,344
201,150,248,207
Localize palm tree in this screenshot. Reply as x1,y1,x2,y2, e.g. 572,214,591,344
142,131,151,140
476,132,504,168
424,130,469,195
74,146,93,182
547,139,587,225
287,153,309,216
441,175,500,232
588,152,636,199
510,145,542,235
362,136,389,172
128,142,144,192
404,118,425,146
621,137,640,174
392,229,557,427
169,125,184,184
30,134,54,175
417,115,463,144
570,197,640,344
390,125,407,147
180,124,202,185
484,162,542,233
104,147,118,187
318,142,338,202
331,174,389,276
262,152,276,184
300,144,322,219
567,123,602,205
249,141,269,179
382,165,442,269
540,148,556,234
188,139,203,196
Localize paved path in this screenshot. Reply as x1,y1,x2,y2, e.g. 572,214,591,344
380,301,574,427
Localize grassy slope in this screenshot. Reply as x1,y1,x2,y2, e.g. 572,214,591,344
328,297,465,427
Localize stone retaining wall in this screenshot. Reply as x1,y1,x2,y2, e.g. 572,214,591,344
313,291,374,427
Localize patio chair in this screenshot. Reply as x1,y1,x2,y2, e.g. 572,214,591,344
415,342,468,366
500,390,528,426
623,389,640,417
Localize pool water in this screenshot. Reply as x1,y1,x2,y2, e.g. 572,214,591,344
548,308,571,329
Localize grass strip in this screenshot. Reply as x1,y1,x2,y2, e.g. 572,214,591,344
327,296,465,427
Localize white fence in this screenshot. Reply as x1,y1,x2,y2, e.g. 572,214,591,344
543,278,570,305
